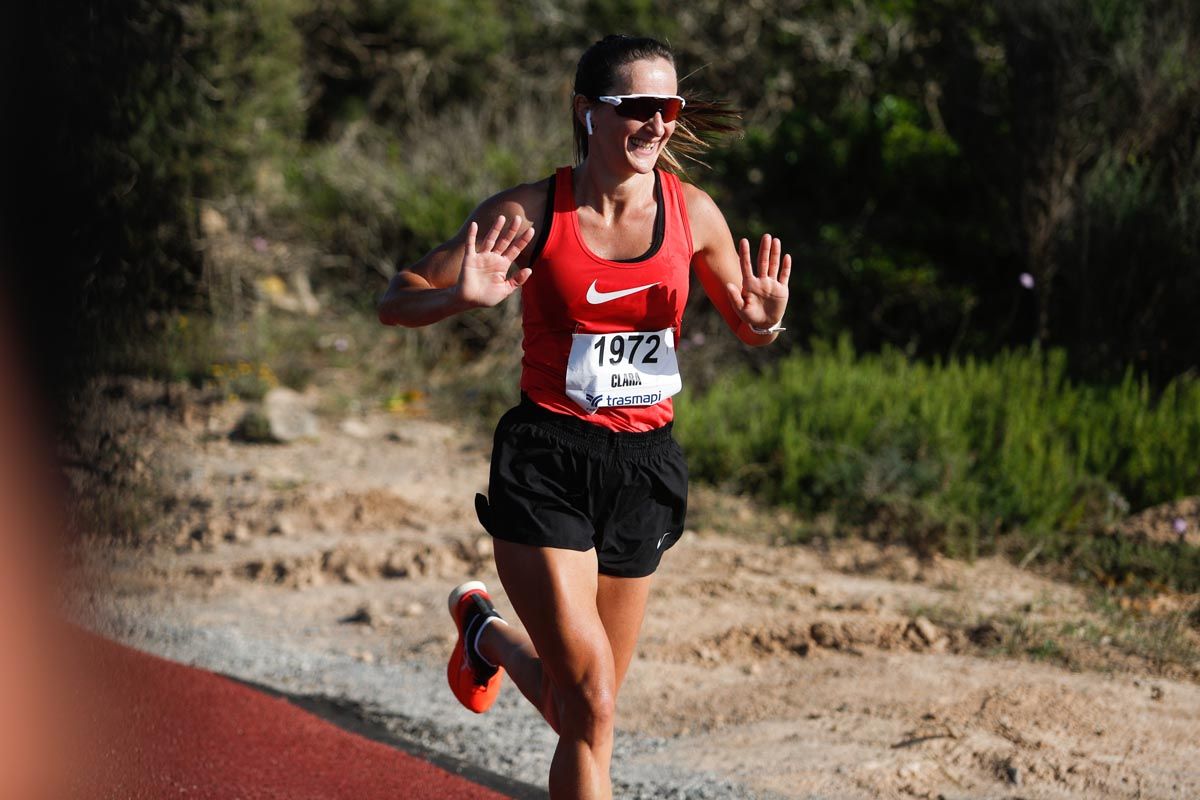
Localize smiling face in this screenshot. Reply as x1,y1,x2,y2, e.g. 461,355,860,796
578,57,679,175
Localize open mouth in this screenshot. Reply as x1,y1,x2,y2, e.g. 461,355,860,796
629,135,658,154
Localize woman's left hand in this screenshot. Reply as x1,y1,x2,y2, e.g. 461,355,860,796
726,233,792,331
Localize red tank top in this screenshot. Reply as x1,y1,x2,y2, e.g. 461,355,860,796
520,167,694,432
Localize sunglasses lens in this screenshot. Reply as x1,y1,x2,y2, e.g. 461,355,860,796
614,97,683,122
659,98,683,122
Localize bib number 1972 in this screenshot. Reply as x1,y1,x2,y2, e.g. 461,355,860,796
592,333,660,367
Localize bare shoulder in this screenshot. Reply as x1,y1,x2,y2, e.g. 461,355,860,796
679,180,730,252
477,176,552,232
679,179,717,211
474,176,552,268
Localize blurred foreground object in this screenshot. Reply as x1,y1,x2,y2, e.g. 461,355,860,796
0,299,73,798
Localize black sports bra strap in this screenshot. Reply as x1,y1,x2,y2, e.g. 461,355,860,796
611,169,664,264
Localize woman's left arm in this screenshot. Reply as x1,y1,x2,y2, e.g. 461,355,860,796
683,184,792,346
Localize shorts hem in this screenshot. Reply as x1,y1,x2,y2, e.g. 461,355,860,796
484,528,595,554
597,562,660,579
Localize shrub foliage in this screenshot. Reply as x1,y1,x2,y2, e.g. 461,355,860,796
677,339,1200,588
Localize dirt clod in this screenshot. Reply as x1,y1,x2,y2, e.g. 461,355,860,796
810,621,839,648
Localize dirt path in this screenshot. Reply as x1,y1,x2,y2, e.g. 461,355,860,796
72,379,1200,799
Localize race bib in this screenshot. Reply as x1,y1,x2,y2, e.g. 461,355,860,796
565,328,682,413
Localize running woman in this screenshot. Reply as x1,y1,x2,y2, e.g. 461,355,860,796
378,35,790,800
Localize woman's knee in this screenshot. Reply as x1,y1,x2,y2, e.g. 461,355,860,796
552,672,616,740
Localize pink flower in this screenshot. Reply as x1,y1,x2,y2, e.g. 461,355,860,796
1019,273,1035,290
252,236,269,253
1173,517,1188,535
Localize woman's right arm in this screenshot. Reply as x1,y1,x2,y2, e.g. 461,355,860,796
377,191,539,328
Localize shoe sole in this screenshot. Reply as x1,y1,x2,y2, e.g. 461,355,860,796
448,580,489,619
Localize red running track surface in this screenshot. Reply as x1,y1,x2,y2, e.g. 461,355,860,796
72,629,509,799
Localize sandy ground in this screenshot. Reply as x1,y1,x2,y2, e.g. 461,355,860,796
69,378,1200,799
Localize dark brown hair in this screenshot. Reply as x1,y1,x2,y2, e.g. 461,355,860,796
572,35,740,174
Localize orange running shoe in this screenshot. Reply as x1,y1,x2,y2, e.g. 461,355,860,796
447,581,505,713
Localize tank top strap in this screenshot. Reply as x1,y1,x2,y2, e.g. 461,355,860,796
554,166,575,214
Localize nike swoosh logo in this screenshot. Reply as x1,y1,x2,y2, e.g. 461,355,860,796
657,532,671,550
586,280,660,305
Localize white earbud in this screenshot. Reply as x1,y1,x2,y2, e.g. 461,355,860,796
585,109,593,136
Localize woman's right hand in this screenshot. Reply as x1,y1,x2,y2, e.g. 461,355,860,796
457,215,535,308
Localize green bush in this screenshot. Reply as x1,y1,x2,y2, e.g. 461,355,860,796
676,338,1200,589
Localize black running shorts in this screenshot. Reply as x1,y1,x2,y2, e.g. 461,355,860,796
475,397,688,578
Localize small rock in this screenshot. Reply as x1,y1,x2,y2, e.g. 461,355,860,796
1150,685,1164,701
224,522,251,543
910,616,940,646
340,418,371,438
383,552,412,578
340,604,376,626
268,519,295,537
239,388,319,443
401,602,425,617
810,621,839,648
473,536,494,558
1005,763,1021,786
